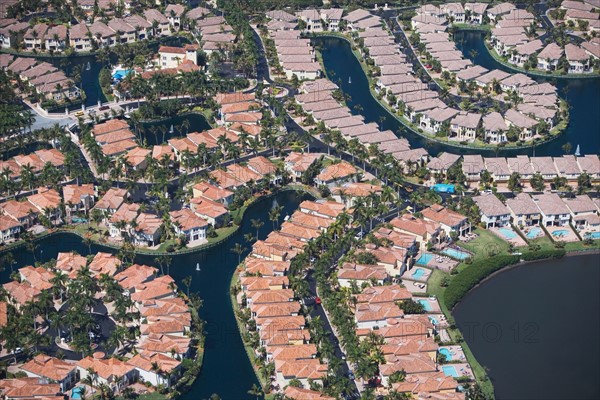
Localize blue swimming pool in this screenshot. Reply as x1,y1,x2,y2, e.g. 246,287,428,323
442,365,459,377
441,248,470,260
412,268,426,280
71,387,84,399
112,69,132,80
416,253,433,265
585,231,600,240
552,229,569,238
418,299,432,312
526,227,542,239
432,183,455,194
498,227,517,240
439,347,453,361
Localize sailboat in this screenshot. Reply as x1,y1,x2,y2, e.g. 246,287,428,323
348,76,352,84
86,61,91,71
196,263,201,271
575,144,581,156
169,124,174,134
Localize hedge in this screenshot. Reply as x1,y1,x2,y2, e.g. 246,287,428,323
445,255,520,309
521,249,566,261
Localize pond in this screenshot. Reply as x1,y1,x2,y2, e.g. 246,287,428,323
1,189,312,399
453,254,600,399
315,35,600,157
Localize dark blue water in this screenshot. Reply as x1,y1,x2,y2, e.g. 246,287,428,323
453,254,600,399
138,113,212,146
1,190,311,400
316,36,600,157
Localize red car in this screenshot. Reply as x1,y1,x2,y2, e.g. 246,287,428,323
315,297,321,305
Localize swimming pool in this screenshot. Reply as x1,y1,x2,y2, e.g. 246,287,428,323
441,248,470,260
416,253,433,265
585,231,600,240
71,387,84,399
418,299,432,312
498,227,517,240
112,69,132,80
442,365,459,377
552,229,569,238
412,268,426,280
432,183,455,194
439,347,453,361
526,227,542,239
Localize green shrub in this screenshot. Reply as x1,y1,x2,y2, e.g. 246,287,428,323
444,255,520,309
522,249,565,261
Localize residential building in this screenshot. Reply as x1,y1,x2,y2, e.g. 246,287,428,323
473,194,511,227
170,209,208,242
532,193,571,226
506,193,541,227
77,357,137,393
421,204,471,237
21,354,77,392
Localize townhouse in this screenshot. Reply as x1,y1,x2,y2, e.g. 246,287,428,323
563,195,600,231
464,3,488,24
421,204,471,237
77,356,137,393
473,194,511,228
537,43,563,71
45,25,67,51
462,154,485,183
482,112,508,143
565,43,592,73
450,112,481,142
506,193,542,227
532,193,571,226
337,263,388,288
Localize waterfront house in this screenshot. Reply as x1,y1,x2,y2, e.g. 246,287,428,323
390,214,442,249
108,18,136,44
510,39,543,67
77,357,137,393
537,43,563,71
506,193,541,227
114,264,157,292
483,156,512,182
189,197,228,227
442,2,466,23
131,213,162,247
109,202,140,239
170,209,208,242
28,188,62,225
21,354,77,392
274,359,327,388
563,195,600,230
128,351,182,388
0,215,21,243
0,378,60,399
486,2,516,22
473,193,511,227
45,25,67,51
62,183,95,219
343,9,373,30
192,181,234,206
464,3,488,24
482,112,508,143
296,9,322,32
554,155,583,181
565,43,592,73
124,14,152,40
23,23,47,50
165,4,185,29
427,152,460,175
314,161,357,187
532,193,571,226
0,199,38,228
504,109,537,140
508,155,535,180
93,188,129,216
450,112,481,142
89,21,116,48
419,107,459,134
159,45,198,68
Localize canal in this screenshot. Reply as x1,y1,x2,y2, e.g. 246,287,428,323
0,190,312,400
315,35,600,157
453,254,600,399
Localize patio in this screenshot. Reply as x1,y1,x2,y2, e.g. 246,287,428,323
489,226,528,247
546,225,580,243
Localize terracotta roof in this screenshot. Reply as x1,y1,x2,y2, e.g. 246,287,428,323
125,147,151,168
275,359,327,379
22,354,76,382
92,119,131,136
62,184,94,205
3,281,41,305
110,202,140,224
214,92,255,105
94,188,128,211
0,378,60,398
190,197,228,219
170,208,208,231
19,265,54,290
134,212,162,235
299,200,345,219
137,333,191,355
244,258,290,276
128,351,181,373
285,152,322,173
240,275,289,291
355,302,404,322
0,199,38,219
152,145,174,161
268,343,317,361
193,181,233,202
114,264,157,290
0,301,6,327
421,204,467,228
78,356,135,380
390,215,440,237
89,252,120,277
55,252,87,278
0,214,21,231
131,275,175,303
356,284,412,304
284,386,335,400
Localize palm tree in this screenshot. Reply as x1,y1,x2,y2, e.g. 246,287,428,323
250,218,264,239
247,384,262,400
268,205,283,230
231,242,246,265
182,275,192,297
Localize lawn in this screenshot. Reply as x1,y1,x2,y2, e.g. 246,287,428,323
457,228,510,265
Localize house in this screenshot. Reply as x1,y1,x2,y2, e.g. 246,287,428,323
320,8,344,31
442,2,466,23
577,155,600,180
484,156,512,182
158,45,198,68
274,359,327,388
170,209,208,242
284,153,322,182
337,263,388,288
421,204,471,237
0,199,38,228
189,197,228,227
355,302,404,329
0,215,21,243
284,386,335,400
450,112,481,142
89,252,121,277
565,43,592,74
165,4,185,29
390,214,442,248
314,161,357,186
94,188,129,215
296,9,323,32
0,378,61,399
554,155,583,180
427,152,460,175
21,354,77,392
508,155,536,181
128,351,181,387
482,112,508,143
532,193,571,226
331,182,383,207
465,3,489,24
108,18,136,44
77,356,137,393
109,202,140,238
131,213,162,247
486,2,516,22
506,193,542,227
530,156,559,180
537,43,563,71
45,25,67,51
124,15,152,40
89,21,116,48
23,23,48,50
563,195,599,230
473,194,511,228
192,181,234,206
247,156,280,184
114,264,157,292
27,188,62,224
144,9,170,36
462,154,485,182
504,109,538,140
62,184,95,219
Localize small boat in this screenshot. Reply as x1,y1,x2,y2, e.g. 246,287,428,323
348,76,352,84
86,61,91,71
196,263,201,271
169,124,174,134
575,144,581,156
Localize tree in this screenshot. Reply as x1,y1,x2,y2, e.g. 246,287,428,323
250,218,264,240
577,172,592,194
231,242,246,265
182,275,192,297
530,173,545,192
247,384,262,400
508,172,522,193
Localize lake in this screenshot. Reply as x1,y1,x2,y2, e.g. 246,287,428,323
1,190,312,400
453,254,600,399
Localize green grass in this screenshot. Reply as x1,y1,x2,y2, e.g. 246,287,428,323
457,228,511,264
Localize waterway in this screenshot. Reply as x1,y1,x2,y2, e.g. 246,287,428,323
453,254,600,399
0,190,312,400
138,113,212,146
315,35,600,157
